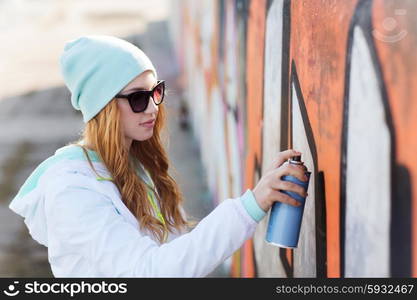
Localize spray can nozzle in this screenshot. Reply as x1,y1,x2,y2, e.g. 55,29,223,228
289,155,303,165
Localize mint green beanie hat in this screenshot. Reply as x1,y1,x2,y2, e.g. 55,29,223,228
60,35,157,123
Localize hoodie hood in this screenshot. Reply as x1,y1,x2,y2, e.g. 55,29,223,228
8,142,103,247
9,141,157,248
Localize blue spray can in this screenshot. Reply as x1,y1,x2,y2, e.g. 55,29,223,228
265,155,311,248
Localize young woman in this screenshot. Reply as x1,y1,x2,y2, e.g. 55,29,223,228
9,35,308,277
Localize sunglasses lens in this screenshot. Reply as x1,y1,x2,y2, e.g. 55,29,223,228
153,82,165,104
130,94,149,112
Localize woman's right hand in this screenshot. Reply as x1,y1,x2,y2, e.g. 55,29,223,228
252,149,309,212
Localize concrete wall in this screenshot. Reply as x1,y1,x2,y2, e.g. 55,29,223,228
169,0,417,278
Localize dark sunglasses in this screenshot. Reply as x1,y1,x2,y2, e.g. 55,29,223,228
115,80,165,113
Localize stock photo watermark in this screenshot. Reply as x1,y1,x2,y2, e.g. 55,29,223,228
372,8,408,43
3,280,128,297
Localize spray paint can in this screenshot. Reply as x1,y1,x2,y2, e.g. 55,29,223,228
265,155,311,248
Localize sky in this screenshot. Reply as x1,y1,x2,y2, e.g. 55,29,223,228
0,0,170,100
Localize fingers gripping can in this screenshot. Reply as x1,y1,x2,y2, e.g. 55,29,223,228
265,155,311,248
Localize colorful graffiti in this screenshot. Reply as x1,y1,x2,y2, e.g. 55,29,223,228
169,0,417,277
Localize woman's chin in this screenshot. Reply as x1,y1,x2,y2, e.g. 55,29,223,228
133,132,154,142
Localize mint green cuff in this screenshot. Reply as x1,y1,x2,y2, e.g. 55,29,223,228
240,189,267,223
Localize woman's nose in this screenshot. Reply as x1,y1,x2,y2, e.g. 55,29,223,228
145,96,158,113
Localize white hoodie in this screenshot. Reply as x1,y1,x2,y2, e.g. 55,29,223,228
8,143,259,277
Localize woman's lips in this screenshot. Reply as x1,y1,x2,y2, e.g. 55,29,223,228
140,120,155,128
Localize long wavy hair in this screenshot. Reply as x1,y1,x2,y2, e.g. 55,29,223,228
68,97,189,243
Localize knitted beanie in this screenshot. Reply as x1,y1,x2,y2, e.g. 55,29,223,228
60,35,157,123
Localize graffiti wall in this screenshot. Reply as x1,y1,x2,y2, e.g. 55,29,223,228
169,0,417,278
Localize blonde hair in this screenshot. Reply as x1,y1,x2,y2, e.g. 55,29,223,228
68,98,189,243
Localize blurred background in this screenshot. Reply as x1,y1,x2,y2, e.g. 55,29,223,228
1,0,417,278
0,0,223,277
